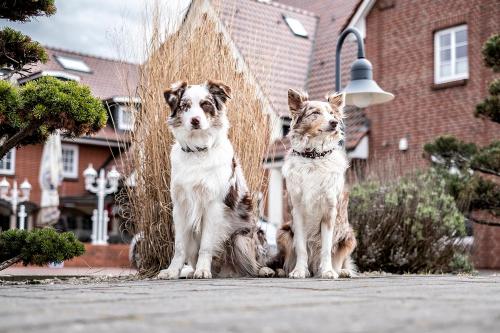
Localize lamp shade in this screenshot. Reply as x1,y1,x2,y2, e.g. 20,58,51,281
343,58,394,108
20,179,32,199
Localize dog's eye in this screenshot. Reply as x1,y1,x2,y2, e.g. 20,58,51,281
201,102,215,114
308,111,321,117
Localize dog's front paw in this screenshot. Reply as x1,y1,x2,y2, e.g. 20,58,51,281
193,269,212,279
338,269,354,278
258,267,275,278
157,268,180,280
289,267,310,279
319,269,339,279
275,268,287,278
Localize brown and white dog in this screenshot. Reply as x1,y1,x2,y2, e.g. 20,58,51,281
158,80,273,279
273,89,356,279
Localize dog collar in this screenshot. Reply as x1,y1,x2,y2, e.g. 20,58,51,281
181,146,208,153
292,148,334,159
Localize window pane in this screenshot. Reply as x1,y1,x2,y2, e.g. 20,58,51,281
456,59,468,75
455,29,467,44
439,33,451,47
456,45,467,59
440,63,452,77
0,150,12,170
440,49,451,62
62,149,74,173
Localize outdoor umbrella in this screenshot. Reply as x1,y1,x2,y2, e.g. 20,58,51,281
37,132,64,226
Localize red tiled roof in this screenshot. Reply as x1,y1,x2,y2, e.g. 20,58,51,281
22,47,139,143
278,0,360,97
216,0,318,116
30,47,139,100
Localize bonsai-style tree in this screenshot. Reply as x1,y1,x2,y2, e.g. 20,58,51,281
0,77,107,159
424,35,500,218
0,1,108,159
0,0,55,77
0,228,85,271
475,34,500,123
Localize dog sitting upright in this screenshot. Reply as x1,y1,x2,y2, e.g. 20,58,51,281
158,80,273,279
277,89,356,279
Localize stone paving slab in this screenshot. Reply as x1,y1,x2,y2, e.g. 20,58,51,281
0,267,136,279
0,275,499,333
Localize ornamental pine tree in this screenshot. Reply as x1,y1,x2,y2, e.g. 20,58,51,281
424,34,500,218
475,34,500,123
0,0,107,160
0,228,85,271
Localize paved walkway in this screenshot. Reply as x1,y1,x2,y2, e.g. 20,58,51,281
1,275,499,333
0,267,136,279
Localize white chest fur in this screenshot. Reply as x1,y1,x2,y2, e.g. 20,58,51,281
283,149,348,216
170,140,234,205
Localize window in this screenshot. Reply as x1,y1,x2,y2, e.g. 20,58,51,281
61,144,79,179
117,105,135,131
434,25,468,84
0,149,15,175
55,56,92,73
283,15,308,38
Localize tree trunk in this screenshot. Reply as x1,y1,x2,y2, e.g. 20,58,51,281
0,254,22,271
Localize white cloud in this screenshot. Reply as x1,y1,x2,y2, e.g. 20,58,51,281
0,0,191,63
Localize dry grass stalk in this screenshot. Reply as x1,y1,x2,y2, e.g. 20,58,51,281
123,0,272,276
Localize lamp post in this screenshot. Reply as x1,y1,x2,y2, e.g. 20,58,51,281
83,164,120,245
335,27,394,107
0,178,32,229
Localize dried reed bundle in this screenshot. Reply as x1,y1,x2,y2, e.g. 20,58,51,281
124,0,272,276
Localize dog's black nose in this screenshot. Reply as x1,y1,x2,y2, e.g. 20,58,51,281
329,120,338,129
191,117,200,128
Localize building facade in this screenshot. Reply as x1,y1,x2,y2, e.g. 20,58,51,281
0,47,138,242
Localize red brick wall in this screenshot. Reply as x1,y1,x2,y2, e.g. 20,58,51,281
64,244,131,268
364,0,500,165
472,223,500,269
2,144,112,205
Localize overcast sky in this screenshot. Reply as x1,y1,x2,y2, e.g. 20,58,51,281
0,0,191,63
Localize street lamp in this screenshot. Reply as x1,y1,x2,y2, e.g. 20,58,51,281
0,177,31,229
335,27,394,107
83,164,120,245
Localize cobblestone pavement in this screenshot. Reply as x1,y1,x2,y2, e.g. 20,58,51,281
1,275,499,333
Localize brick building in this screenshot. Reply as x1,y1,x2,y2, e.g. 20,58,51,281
0,47,139,242
1,0,498,267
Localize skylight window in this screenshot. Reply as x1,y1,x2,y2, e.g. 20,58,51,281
55,56,91,73
283,15,308,38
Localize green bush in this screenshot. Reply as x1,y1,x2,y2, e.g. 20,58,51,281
0,77,107,159
482,34,500,72
0,0,56,21
0,228,85,269
349,171,470,273
0,27,48,72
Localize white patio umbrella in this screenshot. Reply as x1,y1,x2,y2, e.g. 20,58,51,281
37,132,64,226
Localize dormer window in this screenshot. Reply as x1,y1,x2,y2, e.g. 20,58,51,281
117,105,135,131
283,15,308,38
55,55,92,73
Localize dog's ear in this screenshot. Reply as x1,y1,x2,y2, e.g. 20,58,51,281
164,81,187,115
288,89,308,118
207,80,231,109
327,91,346,114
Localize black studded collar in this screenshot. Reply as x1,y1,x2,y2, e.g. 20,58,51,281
181,146,208,153
292,148,335,159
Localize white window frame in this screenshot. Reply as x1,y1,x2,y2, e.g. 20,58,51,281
0,149,15,175
117,105,135,131
434,25,468,84
61,144,79,179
